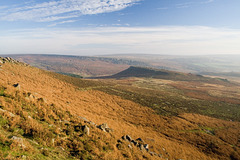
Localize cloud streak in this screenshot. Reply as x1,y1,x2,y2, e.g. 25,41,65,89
1,26,240,55
0,0,140,22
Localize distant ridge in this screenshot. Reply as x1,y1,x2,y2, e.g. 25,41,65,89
95,66,229,82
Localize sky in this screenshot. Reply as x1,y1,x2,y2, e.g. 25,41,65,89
0,0,240,56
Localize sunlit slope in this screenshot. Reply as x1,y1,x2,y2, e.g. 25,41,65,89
0,58,239,159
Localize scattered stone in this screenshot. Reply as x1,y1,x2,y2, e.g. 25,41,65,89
41,148,49,156
128,144,132,149
58,146,65,151
136,137,145,143
13,83,20,90
158,154,163,158
9,112,15,117
87,121,96,126
21,155,27,159
0,108,15,117
105,128,114,133
0,108,6,113
37,98,47,103
144,144,149,151
139,144,144,150
126,135,132,142
82,125,90,135
11,136,26,149
97,123,112,132
122,135,127,140
117,139,122,143
131,140,138,146
149,152,158,156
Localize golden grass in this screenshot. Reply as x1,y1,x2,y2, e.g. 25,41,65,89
0,62,239,159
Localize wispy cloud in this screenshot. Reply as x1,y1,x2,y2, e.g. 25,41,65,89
0,0,141,22
1,26,240,55
202,0,214,4
48,20,77,27
176,0,214,9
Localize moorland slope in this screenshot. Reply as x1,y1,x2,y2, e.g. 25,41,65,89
0,57,239,160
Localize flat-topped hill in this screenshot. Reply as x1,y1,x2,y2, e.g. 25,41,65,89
97,66,229,82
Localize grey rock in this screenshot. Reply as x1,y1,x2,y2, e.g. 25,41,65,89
13,83,20,90
98,123,110,132
9,112,15,117
131,140,138,146
126,135,132,142
87,121,96,126
83,125,89,135
11,136,26,149
144,144,149,151
117,139,122,143
139,144,144,150
128,144,132,149
122,135,127,140
21,155,27,159
136,137,144,143
105,128,114,133
149,152,158,156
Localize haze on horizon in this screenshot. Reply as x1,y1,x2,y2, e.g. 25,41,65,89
0,0,240,56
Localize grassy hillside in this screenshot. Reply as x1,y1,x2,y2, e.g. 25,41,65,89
0,57,239,160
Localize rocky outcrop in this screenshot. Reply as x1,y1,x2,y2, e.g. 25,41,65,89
0,57,28,66
118,135,167,158
97,123,113,133
11,136,26,149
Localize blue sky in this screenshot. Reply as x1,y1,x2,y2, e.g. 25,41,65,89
0,0,240,55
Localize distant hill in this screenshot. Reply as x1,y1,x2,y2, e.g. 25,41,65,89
96,66,229,82
9,54,149,77
101,54,240,74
